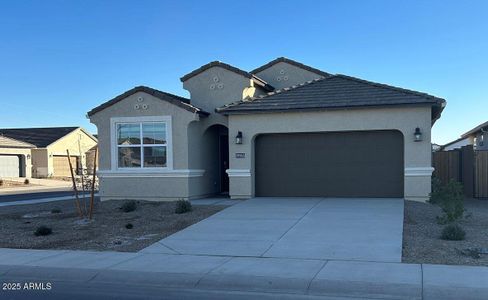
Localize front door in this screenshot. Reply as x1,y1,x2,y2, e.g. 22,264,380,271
219,134,229,193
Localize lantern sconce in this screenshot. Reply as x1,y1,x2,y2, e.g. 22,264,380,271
235,131,243,144
414,127,422,142
26,154,31,159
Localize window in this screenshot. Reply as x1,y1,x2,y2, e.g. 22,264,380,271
116,122,168,168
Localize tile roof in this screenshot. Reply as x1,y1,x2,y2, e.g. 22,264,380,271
87,86,209,117
251,57,331,77
0,127,80,148
217,74,446,121
180,61,274,91
0,135,35,149
462,120,488,137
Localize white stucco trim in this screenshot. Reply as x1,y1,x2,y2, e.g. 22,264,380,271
110,116,173,171
404,167,434,177
97,169,205,178
226,169,251,177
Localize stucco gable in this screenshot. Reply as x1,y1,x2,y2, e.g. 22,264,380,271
251,57,331,77
47,127,98,155
180,61,273,92
87,86,209,118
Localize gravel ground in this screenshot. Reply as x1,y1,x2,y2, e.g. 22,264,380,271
0,199,224,252
403,198,488,266
0,180,34,189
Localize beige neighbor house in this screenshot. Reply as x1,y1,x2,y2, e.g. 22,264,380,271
88,57,445,202
0,127,98,178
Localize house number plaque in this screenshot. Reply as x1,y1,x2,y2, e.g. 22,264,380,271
235,153,245,158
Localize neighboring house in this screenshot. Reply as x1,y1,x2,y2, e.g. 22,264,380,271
439,120,488,151
0,127,98,178
431,143,442,152
439,136,474,151
461,120,488,150
88,57,445,202
0,136,35,177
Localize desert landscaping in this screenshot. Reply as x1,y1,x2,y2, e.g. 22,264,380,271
0,199,225,252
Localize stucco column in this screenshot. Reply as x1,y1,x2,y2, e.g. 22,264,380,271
227,128,253,199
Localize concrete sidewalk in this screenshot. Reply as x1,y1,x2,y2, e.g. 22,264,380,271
0,248,486,299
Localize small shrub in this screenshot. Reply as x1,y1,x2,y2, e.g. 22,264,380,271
125,223,133,229
441,224,466,241
34,225,52,236
24,178,30,185
175,200,192,214
430,179,465,224
120,200,137,213
51,208,62,214
428,177,443,204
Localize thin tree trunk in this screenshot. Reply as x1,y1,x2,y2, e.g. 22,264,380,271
78,139,87,215
89,148,97,219
67,149,83,218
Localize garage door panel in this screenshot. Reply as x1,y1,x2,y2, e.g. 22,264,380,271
0,155,20,177
53,156,78,177
255,131,404,198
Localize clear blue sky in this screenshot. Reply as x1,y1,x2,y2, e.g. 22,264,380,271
1,0,486,144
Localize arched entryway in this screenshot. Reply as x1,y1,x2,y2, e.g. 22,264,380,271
203,124,229,194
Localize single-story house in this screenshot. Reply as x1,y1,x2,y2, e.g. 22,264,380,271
88,57,445,202
0,136,35,177
439,120,487,151
0,127,98,178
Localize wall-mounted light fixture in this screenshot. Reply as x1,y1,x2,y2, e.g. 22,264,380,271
414,127,422,142
235,131,243,144
26,154,31,159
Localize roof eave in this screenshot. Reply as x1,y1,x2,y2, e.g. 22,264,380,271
218,102,443,118
461,120,488,137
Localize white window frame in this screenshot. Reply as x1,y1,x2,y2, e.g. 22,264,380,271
110,116,173,172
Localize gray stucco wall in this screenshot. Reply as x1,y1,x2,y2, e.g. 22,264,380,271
227,105,434,201
254,61,325,90
89,91,216,201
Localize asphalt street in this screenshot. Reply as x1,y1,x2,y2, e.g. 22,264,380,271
0,280,355,300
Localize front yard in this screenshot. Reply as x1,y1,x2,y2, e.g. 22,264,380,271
0,199,224,252
403,198,488,266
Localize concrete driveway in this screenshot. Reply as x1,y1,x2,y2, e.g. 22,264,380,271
143,197,404,262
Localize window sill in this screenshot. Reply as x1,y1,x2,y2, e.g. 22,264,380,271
98,169,205,178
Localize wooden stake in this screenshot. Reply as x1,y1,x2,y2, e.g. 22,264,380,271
67,149,83,218
89,148,97,219
78,139,87,215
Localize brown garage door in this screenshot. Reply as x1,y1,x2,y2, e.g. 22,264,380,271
53,156,78,177
255,130,404,197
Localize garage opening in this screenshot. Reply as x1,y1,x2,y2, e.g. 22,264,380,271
255,130,404,198
53,155,79,177
0,155,20,177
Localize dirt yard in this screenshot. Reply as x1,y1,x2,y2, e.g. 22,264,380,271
403,198,488,266
0,199,224,252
